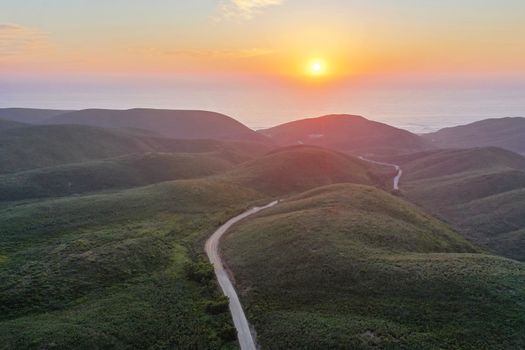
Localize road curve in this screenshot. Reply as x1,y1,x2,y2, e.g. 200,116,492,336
358,156,403,191
205,200,279,350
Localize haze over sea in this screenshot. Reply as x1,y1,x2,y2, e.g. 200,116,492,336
3,76,524,134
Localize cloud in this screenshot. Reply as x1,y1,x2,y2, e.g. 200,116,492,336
0,23,50,56
163,48,274,58
217,0,284,21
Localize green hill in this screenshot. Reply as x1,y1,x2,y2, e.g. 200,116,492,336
0,108,71,124
394,147,525,261
0,177,264,349
260,114,432,156
423,117,525,155
222,184,525,349
393,147,525,181
0,119,27,131
0,152,240,201
222,145,389,195
46,108,267,142
0,124,271,174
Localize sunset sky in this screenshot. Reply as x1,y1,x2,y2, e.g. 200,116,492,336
2,0,525,129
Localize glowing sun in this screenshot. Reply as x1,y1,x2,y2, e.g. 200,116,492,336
308,59,327,76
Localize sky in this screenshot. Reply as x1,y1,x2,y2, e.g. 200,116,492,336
2,0,525,130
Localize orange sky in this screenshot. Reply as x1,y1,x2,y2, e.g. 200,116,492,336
2,1,525,82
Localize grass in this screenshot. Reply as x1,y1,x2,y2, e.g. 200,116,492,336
222,184,525,349
0,152,239,201
0,177,264,349
0,124,271,174
221,145,390,195
393,147,525,261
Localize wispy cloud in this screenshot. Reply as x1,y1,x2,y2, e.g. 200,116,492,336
0,23,50,56
132,46,274,59
163,48,274,58
217,0,284,21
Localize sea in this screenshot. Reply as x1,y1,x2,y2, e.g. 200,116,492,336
2,79,525,134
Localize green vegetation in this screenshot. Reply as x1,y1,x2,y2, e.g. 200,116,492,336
47,108,268,142
0,152,238,201
260,114,432,155
394,147,525,261
222,145,390,195
2,113,524,350
222,184,525,349
0,108,70,124
423,117,525,155
0,124,271,174
0,178,264,349
0,119,26,131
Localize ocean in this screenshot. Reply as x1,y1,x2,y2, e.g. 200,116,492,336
2,79,525,134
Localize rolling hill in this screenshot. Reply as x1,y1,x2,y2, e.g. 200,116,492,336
222,184,525,349
0,152,241,201
422,117,525,155
0,176,265,349
0,119,27,131
221,145,391,195
45,108,267,142
260,114,432,156
0,124,271,174
392,147,525,261
0,108,71,124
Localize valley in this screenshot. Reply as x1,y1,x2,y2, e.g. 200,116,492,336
0,108,524,349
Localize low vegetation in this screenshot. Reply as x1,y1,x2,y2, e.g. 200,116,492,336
222,184,525,349
392,147,525,260
222,145,390,195
0,152,238,201
0,178,263,349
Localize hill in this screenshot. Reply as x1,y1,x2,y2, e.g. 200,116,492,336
0,124,271,174
392,147,525,260
222,184,525,349
0,108,71,124
222,146,390,195
45,108,267,142
0,177,265,349
0,152,241,201
422,117,525,155
260,114,432,156
0,119,27,131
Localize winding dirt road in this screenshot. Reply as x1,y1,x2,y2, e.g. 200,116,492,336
358,156,403,190
205,200,279,350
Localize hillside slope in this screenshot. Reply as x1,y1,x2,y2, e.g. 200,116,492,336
0,177,265,349
222,184,524,349
222,146,389,195
0,119,27,131
423,117,525,155
393,147,525,260
0,152,240,201
0,108,71,124
46,108,267,142
260,114,432,155
0,124,271,174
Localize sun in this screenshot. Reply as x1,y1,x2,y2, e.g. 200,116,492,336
307,59,327,77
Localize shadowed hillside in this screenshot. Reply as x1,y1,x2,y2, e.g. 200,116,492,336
222,184,524,349
0,152,242,201
222,146,389,195
423,117,525,155
0,108,71,124
0,119,27,131
45,108,267,142
260,114,432,156
391,147,525,261
0,124,271,174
